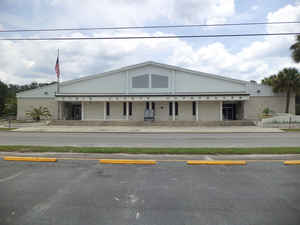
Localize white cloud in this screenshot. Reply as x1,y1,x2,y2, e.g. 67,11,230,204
1,1,300,85
170,3,300,82
251,5,259,11
42,0,235,26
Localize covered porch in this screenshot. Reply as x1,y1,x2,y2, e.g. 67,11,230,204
56,94,249,122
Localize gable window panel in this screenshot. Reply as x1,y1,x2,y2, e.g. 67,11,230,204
151,74,168,88
132,74,149,88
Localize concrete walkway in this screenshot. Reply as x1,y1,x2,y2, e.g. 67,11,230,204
13,125,283,133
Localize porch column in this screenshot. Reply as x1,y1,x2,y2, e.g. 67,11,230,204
172,101,175,121
81,102,84,120
126,102,129,120
196,101,199,121
219,101,223,121
104,102,106,121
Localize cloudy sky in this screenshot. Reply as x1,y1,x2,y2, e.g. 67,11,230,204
0,0,300,84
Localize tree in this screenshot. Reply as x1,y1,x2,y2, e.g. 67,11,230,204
3,98,17,116
0,80,8,115
262,68,300,113
26,106,52,121
290,35,300,63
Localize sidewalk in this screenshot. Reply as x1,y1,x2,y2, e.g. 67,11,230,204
13,125,283,133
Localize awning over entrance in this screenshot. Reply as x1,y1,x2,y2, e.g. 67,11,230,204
55,93,249,102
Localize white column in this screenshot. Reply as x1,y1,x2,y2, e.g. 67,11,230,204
172,101,175,121
126,102,129,120
220,101,223,121
196,101,199,121
104,102,106,121
81,102,84,120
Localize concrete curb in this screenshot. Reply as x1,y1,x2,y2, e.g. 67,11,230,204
11,130,284,134
283,160,300,165
3,156,57,162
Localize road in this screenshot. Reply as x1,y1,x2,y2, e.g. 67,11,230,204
0,131,300,147
1,159,300,225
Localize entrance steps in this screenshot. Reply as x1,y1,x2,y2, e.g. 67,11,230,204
49,120,255,126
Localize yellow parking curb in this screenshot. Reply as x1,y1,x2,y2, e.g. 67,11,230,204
100,159,157,165
283,160,300,165
187,160,247,165
3,156,57,162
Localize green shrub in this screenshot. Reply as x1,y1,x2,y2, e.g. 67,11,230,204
26,106,51,121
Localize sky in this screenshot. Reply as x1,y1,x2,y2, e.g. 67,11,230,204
0,0,300,84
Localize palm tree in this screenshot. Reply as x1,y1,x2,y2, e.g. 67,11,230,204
290,35,300,63
26,106,52,121
262,68,300,113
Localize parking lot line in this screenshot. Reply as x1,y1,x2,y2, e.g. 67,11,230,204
99,159,157,165
187,160,247,165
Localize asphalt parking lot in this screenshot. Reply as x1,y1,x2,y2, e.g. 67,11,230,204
1,159,300,225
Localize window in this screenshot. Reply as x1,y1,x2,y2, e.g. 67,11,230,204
123,102,127,116
169,102,178,116
151,74,168,88
123,102,133,116
192,102,196,116
175,102,178,115
132,74,168,89
146,102,150,110
129,102,132,116
151,102,155,110
169,102,172,116
132,74,149,88
106,102,110,116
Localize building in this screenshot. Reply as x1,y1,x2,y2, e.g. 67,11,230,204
17,61,295,123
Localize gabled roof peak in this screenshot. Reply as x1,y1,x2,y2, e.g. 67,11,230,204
60,61,247,86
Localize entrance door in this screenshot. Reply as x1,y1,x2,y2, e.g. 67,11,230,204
223,103,236,120
72,104,82,120
144,102,155,121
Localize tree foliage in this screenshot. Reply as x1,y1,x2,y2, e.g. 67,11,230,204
290,35,300,63
26,106,52,121
262,68,300,113
0,80,56,117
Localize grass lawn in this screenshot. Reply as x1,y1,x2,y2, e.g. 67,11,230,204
281,129,300,132
0,128,17,131
0,145,300,154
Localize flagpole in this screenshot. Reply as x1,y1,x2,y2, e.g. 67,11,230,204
56,48,60,120
57,48,60,94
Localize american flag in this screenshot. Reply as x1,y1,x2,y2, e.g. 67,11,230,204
55,55,60,79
